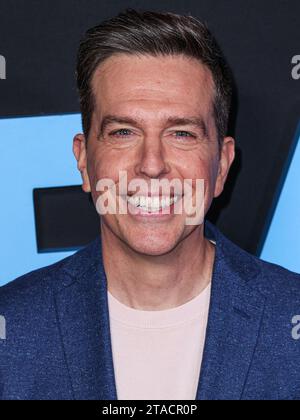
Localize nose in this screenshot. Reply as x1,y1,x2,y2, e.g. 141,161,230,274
134,137,170,179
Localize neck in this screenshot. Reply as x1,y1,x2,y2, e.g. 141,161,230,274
101,221,215,311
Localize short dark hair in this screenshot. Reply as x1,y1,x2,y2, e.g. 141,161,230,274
76,9,233,146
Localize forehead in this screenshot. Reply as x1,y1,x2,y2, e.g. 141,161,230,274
91,54,215,118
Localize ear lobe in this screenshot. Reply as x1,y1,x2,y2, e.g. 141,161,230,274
73,133,91,193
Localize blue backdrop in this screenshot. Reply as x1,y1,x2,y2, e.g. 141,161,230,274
0,115,81,284
261,124,300,273
0,115,299,286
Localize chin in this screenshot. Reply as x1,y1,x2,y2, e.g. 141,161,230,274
125,232,181,257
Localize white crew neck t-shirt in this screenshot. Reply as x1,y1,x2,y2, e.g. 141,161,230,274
107,282,212,400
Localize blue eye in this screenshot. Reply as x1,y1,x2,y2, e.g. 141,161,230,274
111,129,132,137
175,131,195,138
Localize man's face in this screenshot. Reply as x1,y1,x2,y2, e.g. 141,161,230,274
74,54,235,256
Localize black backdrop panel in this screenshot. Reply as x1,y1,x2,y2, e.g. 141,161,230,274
1,0,300,254
33,187,100,252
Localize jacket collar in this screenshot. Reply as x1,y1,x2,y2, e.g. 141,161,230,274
54,221,266,400
54,238,117,400
196,222,266,400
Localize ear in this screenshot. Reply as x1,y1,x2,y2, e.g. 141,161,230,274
73,133,91,193
214,136,235,198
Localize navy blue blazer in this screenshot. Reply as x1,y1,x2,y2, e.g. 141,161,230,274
1,221,300,400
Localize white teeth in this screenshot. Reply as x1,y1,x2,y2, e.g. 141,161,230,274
153,197,160,208
127,195,179,212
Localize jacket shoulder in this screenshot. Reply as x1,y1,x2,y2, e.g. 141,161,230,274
0,238,99,309
218,229,300,300
256,254,300,304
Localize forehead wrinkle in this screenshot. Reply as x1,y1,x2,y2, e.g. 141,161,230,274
92,55,215,104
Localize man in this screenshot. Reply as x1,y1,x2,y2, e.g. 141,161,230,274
0,9,300,401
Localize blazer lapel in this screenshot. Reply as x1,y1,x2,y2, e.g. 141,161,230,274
196,224,266,400
54,238,117,400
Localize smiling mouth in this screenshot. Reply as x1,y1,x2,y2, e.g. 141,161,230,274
126,195,180,213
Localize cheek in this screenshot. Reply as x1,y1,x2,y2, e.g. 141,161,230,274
87,147,115,184
181,154,218,188
87,149,131,202
182,156,219,215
